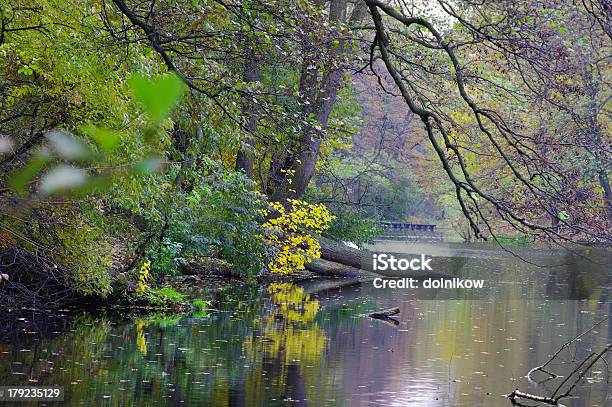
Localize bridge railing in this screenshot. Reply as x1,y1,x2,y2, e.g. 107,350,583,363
378,222,437,232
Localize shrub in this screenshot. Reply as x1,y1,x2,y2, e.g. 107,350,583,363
126,286,185,307
262,199,334,274
117,158,269,277
192,299,209,311
146,239,185,276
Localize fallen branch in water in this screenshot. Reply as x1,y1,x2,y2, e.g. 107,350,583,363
376,316,400,326
526,314,612,382
368,307,400,318
507,390,556,405
553,343,612,403
367,307,400,327
509,315,612,405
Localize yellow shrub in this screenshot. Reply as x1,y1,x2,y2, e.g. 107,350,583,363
137,260,151,293
262,199,334,274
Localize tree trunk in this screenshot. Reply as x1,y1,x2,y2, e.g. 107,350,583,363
267,1,367,201
583,69,612,221
316,236,451,278
598,170,612,220
319,236,367,269
235,44,260,178
305,257,379,280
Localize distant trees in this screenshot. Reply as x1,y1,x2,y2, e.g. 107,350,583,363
363,0,610,242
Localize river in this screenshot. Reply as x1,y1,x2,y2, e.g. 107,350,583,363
1,242,610,406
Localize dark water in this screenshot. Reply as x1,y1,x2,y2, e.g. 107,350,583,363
1,243,611,406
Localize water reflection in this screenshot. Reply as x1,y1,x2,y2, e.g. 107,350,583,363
242,283,328,405
0,244,610,406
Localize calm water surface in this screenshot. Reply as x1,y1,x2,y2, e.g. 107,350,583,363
1,243,611,406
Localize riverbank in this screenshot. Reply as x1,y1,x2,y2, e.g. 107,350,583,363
3,240,610,314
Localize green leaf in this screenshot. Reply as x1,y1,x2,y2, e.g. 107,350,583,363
18,65,33,76
82,124,121,153
9,154,50,194
128,73,185,123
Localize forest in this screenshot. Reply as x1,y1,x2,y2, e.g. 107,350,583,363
1,0,609,308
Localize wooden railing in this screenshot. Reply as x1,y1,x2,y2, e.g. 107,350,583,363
378,222,437,232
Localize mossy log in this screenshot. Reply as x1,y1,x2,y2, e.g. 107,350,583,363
316,236,451,278
318,236,368,270
304,258,379,280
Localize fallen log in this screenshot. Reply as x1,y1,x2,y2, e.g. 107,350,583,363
375,316,400,326
368,307,400,319
319,236,366,270
317,236,452,278
305,258,379,280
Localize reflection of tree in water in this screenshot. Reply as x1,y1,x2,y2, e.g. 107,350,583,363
243,283,328,405
553,249,610,300
135,319,147,355
0,283,334,406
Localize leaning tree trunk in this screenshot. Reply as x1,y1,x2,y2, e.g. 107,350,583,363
305,257,379,280
318,236,367,269
312,236,451,278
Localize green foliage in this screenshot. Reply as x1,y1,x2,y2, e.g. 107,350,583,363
7,72,184,196
126,286,186,307
154,287,185,303
192,299,210,311
110,155,269,277
183,168,268,275
147,239,185,276
49,212,114,298
324,207,382,245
